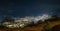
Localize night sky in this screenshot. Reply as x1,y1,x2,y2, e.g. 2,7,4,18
0,0,60,20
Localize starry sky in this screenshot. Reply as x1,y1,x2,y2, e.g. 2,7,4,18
0,0,60,20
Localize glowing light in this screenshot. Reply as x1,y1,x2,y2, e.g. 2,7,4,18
3,14,52,28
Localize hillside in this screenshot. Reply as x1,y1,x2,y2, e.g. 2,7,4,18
0,16,60,31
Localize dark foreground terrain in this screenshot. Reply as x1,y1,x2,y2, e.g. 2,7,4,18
0,17,60,31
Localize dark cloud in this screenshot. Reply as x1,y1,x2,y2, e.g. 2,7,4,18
0,0,60,20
